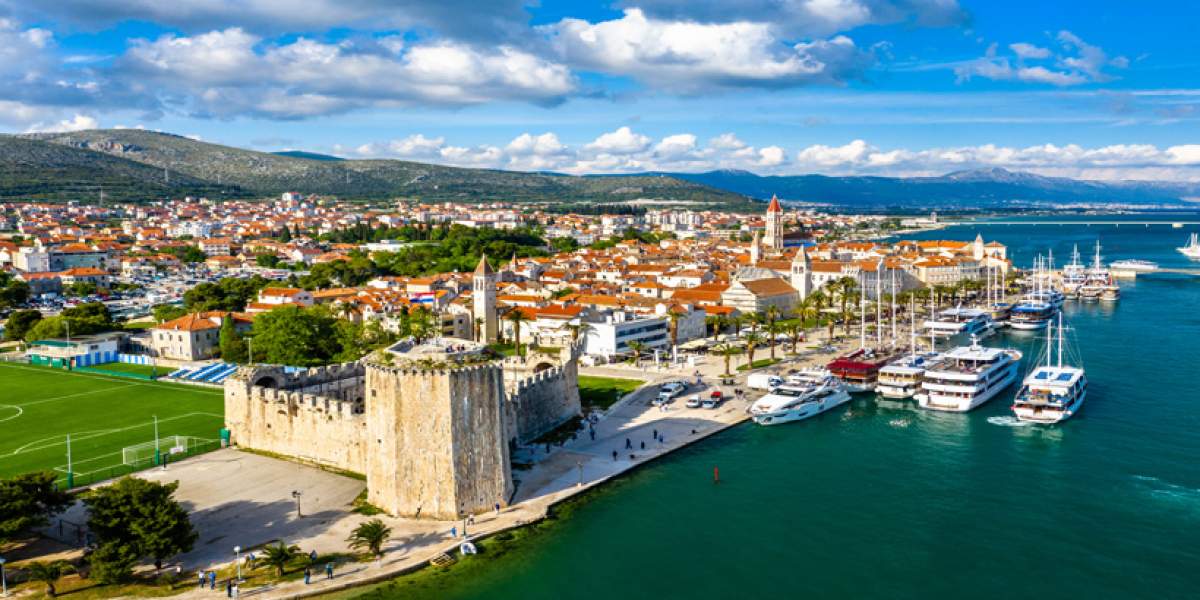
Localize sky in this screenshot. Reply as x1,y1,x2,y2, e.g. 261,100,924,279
2,0,1199,181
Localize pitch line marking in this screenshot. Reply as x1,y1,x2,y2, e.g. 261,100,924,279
0,404,23,423
4,412,224,457
0,362,223,396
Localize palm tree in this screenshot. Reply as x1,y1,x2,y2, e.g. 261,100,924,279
347,519,392,559
627,340,645,366
712,343,741,376
666,310,682,352
26,561,71,597
261,541,302,577
742,331,762,369
786,321,803,354
833,276,859,334
504,309,530,358
564,321,593,343
764,321,782,361
705,315,724,340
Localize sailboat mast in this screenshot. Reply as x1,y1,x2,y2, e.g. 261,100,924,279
1057,311,1064,369
875,264,882,347
909,293,916,358
860,273,866,349
890,269,897,348
1046,318,1053,368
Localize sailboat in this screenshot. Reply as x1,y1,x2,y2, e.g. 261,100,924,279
1011,312,1087,424
1179,233,1200,259
877,294,942,400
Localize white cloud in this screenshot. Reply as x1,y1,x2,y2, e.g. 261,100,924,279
584,126,652,155
625,0,966,38
114,28,577,118
955,31,1126,87
24,113,99,133
506,132,568,157
544,9,871,90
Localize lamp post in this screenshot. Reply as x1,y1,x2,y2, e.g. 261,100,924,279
576,461,583,487
291,490,303,518
233,546,241,582
0,555,7,597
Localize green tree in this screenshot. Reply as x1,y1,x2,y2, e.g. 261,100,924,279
742,331,762,368
250,305,341,366
712,343,741,377
219,315,248,363
279,225,292,243
84,477,198,578
0,471,73,544
255,253,281,268
0,279,30,307
64,281,98,297
626,340,645,366
25,560,72,597
347,519,392,559
260,541,302,577
504,309,530,358
4,309,42,341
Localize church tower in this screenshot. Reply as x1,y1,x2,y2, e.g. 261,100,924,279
750,230,761,265
790,247,813,300
763,194,784,252
474,255,498,343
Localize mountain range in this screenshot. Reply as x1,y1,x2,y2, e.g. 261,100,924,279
1,129,1196,209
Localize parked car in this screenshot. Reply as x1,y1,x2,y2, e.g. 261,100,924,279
655,381,688,404
685,394,703,408
702,390,724,409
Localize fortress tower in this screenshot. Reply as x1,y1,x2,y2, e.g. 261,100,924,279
763,194,784,252
365,360,512,519
473,255,498,343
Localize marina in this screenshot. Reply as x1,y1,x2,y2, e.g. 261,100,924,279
379,215,1200,600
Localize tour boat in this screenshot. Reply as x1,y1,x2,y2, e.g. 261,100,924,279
1011,313,1087,424
877,352,942,399
1008,300,1054,330
923,307,995,339
1179,233,1200,259
1109,259,1159,272
1078,241,1119,302
750,376,852,425
826,348,893,393
1061,245,1088,298
918,336,1022,412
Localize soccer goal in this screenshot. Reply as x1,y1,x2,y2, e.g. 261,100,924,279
121,436,193,466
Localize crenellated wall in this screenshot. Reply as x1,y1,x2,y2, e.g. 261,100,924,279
503,340,584,444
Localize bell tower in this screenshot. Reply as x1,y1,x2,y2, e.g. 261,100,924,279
473,255,497,343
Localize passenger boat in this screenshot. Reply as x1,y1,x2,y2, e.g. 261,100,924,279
918,335,1022,412
1011,313,1087,424
1079,241,1119,302
826,348,893,393
1061,245,1088,298
923,307,995,339
749,376,852,425
1179,233,1200,259
877,352,942,399
1009,300,1054,330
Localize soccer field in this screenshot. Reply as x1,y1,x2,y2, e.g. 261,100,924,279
0,362,225,484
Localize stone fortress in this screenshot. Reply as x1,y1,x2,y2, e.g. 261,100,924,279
223,257,583,520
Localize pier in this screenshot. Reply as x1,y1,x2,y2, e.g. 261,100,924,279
1112,267,1200,278
954,220,1200,227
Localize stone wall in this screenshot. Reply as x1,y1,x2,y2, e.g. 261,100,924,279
223,364,368,473
365,362,512,519
502,341,583,444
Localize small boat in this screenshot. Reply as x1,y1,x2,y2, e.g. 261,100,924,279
460,541,478,555
1179,233,1200,259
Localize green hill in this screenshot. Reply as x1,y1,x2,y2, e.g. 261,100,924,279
7,129,747,205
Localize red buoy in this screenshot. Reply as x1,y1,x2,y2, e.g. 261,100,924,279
713,466,720,484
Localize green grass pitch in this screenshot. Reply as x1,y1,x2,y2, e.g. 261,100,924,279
0,362,225,483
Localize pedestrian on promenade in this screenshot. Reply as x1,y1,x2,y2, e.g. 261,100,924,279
326,562,334,580
451,526,457,538
226,578,232,598
198,572,206,589
589,429,595,441
495,502,501,515
309,550,318,563
652,428,657,439
304,567,311,585
232,583,239,599
612,450,618,460
209,571,217,590
640,441,645,450
468,515,475,526
625,438,632,449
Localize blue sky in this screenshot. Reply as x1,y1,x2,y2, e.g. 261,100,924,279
2,0,1198,180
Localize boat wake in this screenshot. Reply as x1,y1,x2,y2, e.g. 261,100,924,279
986,416,1032,427
1133,475,1200,507
888,418,912,428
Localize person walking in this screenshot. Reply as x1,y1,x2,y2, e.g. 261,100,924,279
652,428,657,439
612,450,618,461
495,502,501,515
625,437,632,450
450,526,457,538
589,429,595,441
325,562,334,580
226,578,233,598
198,571,207,589
304,567,311,585
640,441,645,450
209,570,217,590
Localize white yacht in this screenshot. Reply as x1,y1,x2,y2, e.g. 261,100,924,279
750,376,852,426
918,336,1023,412
877,352,942,399
1179,233,1200,259
923,307,995,339
1011,313,1087,424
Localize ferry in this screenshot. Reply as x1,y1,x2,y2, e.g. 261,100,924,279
1009,300,1054,330
918,336,1023,412
923,307,995,339
749,377,852,426
1179,233,1200,259
1109,259,1159,272
1011,314,1087,423
826,348,894,393
877,352,942,399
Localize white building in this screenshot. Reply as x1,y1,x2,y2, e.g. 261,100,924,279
583,312,669,359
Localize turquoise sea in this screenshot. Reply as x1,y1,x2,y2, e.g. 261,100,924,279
355,214,1200,599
